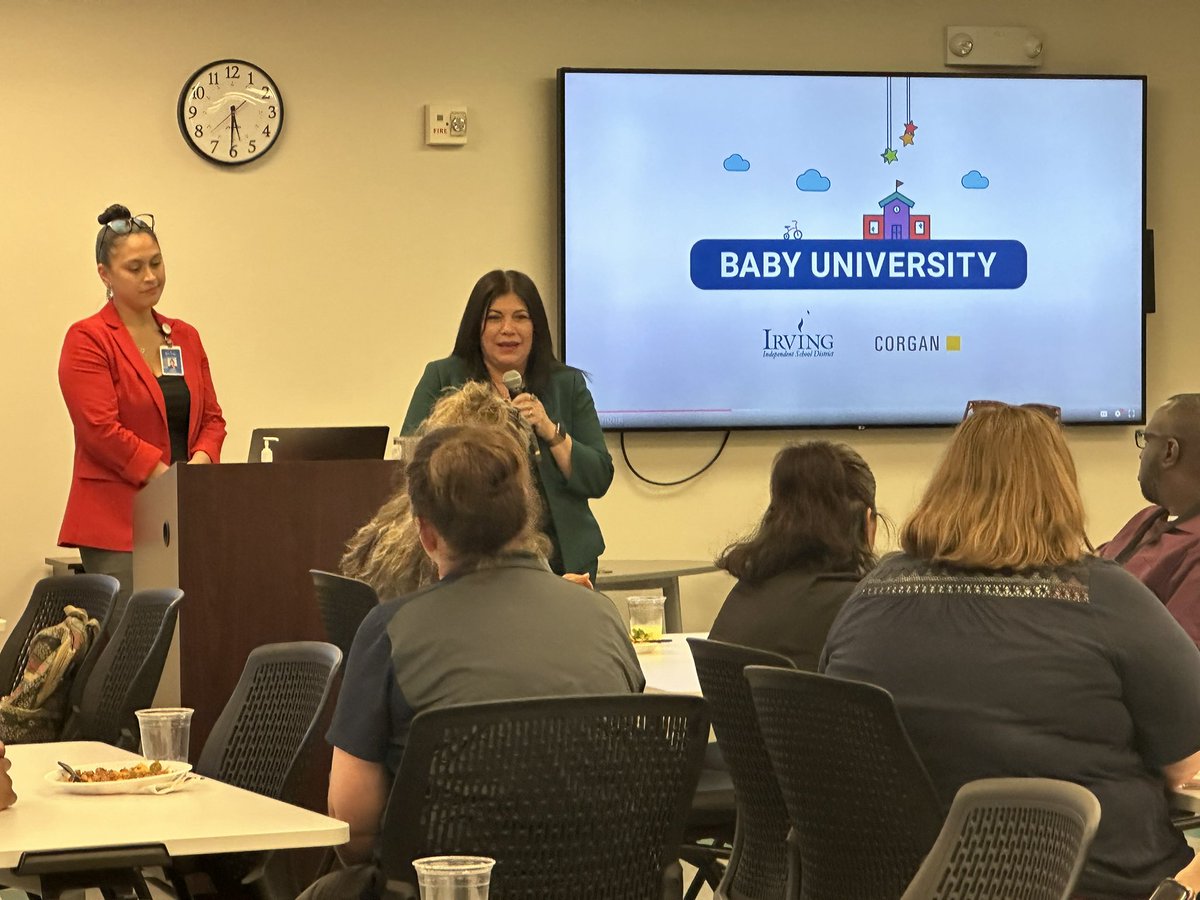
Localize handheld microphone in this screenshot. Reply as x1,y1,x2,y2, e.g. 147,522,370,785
501,369,540,461
501,369,525,398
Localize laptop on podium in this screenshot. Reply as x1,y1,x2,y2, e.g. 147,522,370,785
247,426,390,463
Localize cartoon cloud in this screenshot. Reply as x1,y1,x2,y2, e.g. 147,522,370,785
723,154,751,172
795,169,831,192
961,170,990,189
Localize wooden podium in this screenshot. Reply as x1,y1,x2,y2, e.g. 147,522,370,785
133,460,399,760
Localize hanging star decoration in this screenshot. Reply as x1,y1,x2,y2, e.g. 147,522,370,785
881,147,898,164
901,121,918,147
900,131,915,146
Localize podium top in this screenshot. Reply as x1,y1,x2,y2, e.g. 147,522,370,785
248,426,390,462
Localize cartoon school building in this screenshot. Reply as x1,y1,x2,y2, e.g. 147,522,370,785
863,190,931,240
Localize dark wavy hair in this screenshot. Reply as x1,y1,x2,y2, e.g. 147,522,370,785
716,441,882,584
94,203,157,265
450,269,562,393
406,424,538,569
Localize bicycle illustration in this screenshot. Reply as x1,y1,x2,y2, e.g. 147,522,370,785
782,220,803,239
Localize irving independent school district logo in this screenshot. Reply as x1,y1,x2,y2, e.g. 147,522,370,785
762,313,834,359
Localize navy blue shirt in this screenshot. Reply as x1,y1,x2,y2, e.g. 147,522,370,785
821,553,1200,899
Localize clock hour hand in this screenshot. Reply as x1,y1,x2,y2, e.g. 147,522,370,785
229,104,241,145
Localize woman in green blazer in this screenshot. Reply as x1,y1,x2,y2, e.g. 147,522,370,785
401,270,613,581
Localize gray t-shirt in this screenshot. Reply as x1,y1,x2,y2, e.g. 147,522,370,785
821,552,1200,900
328,553,644,773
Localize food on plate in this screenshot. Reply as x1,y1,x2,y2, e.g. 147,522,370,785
630,625,663,642
71,760,166,782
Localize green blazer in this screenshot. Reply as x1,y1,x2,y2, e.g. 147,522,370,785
401,356,614,576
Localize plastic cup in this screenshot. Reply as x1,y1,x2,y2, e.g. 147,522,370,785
627,594,666,643
135,707,193,763
413,856,495,900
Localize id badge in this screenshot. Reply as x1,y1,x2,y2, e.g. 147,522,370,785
160,346,185,376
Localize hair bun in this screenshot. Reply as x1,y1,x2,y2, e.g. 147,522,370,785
97,204,132,226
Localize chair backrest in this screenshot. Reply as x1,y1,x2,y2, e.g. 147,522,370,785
0,574,120,697
745,666,944,900
61,588,184,747
378,693,710,899
687,638,796,900
900,777,1101,900
309,569,379,659
195,641,343,800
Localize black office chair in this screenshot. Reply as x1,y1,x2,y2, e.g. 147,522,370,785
60,588,184,747
377,694,710,899
688,638,797,900
168,641,343,899
900,777,1101,900
308,569,379,659
0,574,119,697
745,666,944,900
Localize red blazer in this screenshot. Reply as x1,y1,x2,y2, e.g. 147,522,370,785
58,301,226,551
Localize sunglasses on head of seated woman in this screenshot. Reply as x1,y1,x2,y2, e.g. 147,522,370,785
962,400,1063,422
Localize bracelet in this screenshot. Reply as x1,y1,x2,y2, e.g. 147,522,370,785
546,422,567,447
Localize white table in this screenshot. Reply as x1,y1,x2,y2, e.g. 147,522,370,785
1,741,347,881
638,633,705,695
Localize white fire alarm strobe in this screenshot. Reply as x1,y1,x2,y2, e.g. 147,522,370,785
426,104,468,145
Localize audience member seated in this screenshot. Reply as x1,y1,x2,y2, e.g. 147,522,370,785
340,381,544,597
305,424,643,895
1099,393,1200,643
0,742,14,810
709,440,882,670
821,402,1200,900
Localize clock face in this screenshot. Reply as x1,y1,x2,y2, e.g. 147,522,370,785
177,59,284,166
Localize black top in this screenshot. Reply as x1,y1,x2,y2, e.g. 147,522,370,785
821,552,1200,900
156,375,191,464
709,569,859,671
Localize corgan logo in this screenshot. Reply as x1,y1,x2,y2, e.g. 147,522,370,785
762,314,835,359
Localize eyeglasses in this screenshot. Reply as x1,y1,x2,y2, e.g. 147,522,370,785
1134,429,1172,450
962,400,1062,422
103,213,155,235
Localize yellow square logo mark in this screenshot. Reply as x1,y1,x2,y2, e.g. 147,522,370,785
945,335,961,352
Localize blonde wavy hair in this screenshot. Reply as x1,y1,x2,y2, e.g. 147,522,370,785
901,405,1091,569
340,382,550,598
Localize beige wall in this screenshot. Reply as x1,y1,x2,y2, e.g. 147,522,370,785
1,0,1195,627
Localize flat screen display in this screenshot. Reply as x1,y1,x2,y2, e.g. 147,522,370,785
559,69,1146,429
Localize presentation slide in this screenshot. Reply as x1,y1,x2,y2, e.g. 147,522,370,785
560,71,1145,429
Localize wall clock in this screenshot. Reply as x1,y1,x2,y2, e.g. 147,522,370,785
177,59,284,166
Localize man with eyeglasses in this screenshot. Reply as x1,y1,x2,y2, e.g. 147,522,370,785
1099,394,1200,643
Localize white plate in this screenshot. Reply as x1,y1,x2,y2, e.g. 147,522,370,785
45,759,193,795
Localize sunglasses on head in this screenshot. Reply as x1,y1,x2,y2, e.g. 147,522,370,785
962,400,1063,422
103,213,155,235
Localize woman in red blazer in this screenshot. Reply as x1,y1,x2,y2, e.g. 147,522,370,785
58,204,226,609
